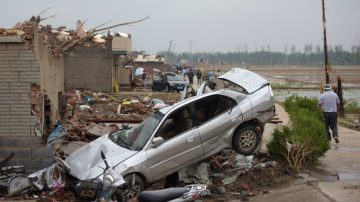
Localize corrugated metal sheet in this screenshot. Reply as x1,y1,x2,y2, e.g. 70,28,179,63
0,35,24,43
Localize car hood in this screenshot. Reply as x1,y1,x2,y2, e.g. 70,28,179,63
65,134,137,180
218,68,268,93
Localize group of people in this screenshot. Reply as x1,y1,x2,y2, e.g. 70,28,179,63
187,68,203,85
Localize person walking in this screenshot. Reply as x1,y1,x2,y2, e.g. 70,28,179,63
129,68,136,90
319,84,340,143
187,68,194,85
143,70,147,88
196,69,202,85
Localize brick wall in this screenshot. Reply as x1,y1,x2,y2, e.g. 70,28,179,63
64,46,113,92
0,40,53,173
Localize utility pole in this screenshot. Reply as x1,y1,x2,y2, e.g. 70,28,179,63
321,0,330,84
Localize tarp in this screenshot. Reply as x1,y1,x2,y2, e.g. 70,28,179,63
135,67,144,76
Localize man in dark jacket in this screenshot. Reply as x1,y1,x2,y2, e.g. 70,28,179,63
196,69,202,85
187,68,194,85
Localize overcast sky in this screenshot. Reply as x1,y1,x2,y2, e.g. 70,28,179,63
1,0,359,53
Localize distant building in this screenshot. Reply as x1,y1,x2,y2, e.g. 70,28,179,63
131,52,165,85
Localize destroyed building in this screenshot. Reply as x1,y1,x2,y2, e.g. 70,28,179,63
0,18,133,172
0,28,53,173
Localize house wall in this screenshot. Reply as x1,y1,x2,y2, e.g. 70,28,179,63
64,45,113,92
0,39,53,173
33,24,65,127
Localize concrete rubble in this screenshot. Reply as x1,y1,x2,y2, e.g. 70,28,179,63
53,89,176,159
0,16,132,59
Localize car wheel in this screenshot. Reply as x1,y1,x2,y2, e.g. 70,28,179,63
232,125,260,155
123,173,145,200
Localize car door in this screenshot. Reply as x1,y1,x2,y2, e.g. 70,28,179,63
145,105,203,180
194,94,237,156
152,75,166,90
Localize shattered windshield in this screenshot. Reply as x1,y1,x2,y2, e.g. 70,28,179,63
109,111,164,150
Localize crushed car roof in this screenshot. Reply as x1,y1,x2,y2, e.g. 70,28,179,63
218,68,268,93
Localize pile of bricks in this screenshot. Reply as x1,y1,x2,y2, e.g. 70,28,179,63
52,89,156,158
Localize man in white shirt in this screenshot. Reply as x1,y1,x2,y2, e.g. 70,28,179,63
319,84,340,143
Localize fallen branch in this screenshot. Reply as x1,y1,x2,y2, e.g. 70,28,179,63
37,7,52,16
94,16,150,32
61,17,148,53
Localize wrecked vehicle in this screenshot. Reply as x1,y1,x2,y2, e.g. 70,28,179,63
152,72,187,92
60,67,274,199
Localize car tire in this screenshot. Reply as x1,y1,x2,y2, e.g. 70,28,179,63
123,173,145,200
113,189,125,202
232,125,260,156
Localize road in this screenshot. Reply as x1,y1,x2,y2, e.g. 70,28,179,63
253,104,360,202
316,126,360,202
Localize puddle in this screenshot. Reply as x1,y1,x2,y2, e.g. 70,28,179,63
321,172,360,181
338,172,360,181
338,147,360,152
321,175,339,182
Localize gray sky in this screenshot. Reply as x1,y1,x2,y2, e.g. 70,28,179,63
1,0,359,53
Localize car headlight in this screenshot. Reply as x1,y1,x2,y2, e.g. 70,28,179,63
103,173,114,187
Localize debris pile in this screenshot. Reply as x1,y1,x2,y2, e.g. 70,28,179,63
1,15,147,59
178,149,278,193
39,21,111,58
147,149,285,201
51,89,180,159
0,18,36,40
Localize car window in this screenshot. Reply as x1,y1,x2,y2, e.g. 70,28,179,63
109,111,164,150
166,74,182,81
221,95,237,110
153,75,162,80
194,95,237,125
156,106,194,141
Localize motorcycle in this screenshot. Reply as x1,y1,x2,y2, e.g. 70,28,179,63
97,150,127,201
130,184,210,202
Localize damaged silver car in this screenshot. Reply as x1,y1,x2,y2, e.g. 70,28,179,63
63,68,275,198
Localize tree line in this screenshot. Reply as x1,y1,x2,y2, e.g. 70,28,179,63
162,44,360,66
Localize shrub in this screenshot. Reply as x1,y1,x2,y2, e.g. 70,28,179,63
267,95,330,173
284,95,323,120
344,100,360,114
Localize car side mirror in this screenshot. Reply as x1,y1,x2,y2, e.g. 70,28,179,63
151,137,165,148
